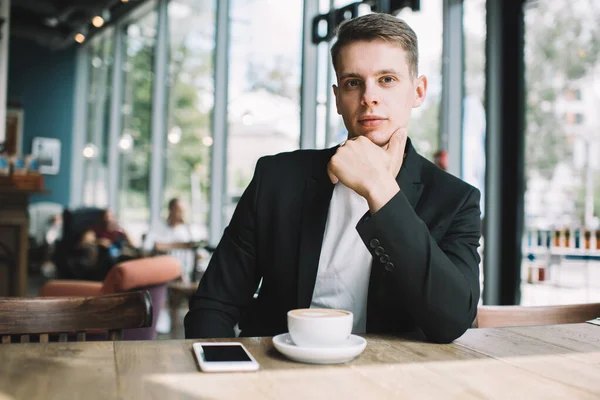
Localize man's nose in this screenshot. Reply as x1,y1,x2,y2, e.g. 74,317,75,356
361,82,380,106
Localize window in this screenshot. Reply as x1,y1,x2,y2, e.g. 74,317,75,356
523,0,600,305
164,0,216,239
118,10,157,243
396,2,442,160
226,0,303,218
464,0,487,299
82,33,114,207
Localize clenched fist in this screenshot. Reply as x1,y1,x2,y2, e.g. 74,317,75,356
327,128,408,213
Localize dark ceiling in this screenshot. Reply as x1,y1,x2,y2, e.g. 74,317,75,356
10,0,147,50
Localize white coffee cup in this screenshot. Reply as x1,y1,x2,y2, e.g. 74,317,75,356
287,308,353,348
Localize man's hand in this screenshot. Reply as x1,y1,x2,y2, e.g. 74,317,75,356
97,238,112,248
327,129,408,213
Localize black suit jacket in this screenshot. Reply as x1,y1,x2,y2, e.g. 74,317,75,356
185,139,481,343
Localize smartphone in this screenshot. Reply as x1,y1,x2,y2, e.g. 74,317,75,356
192,342,260,372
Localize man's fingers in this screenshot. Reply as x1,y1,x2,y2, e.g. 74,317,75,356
327,163,339,184
385,128,408,155
385,128,408,177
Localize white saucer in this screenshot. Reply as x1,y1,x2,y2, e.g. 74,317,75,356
272,333,367,364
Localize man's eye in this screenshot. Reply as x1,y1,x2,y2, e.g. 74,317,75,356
346,80,360,87
381,76,396,83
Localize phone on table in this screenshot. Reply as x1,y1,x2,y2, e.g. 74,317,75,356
193,342,260,372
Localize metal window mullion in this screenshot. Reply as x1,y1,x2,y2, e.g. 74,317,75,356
323,0,335,149
108,26,124,213
70,48,90,208
93,39,109,206
483,0,526,305
441,0,464,177
300,0,319,149
209,0,230,246
149,0,169,231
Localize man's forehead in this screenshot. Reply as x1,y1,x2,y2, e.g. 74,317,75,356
336,45,409,76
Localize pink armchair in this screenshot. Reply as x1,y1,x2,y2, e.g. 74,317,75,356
40,255,181,340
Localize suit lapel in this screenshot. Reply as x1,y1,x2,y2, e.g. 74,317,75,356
296,149,336,308
366,138,424,331
396,138,424,209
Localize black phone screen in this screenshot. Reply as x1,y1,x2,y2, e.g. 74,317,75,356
201,345,252,362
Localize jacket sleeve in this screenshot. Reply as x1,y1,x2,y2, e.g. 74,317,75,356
356,187,481,343
184,159,263,338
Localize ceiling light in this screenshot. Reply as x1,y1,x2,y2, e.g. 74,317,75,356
119,134,133,151
83,144,98,159
92,16,104,28
75,33,86,43
92,10,111,28
202,136,214,147
168,126,182,144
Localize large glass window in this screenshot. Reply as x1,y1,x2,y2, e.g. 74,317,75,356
119,11,157,243
463,0,487,300
396,2,442,160
164,0,216,239
226,0,303,218
82,33,113,207
523,0,600,305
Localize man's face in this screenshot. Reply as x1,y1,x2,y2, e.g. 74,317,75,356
333,39,427,147
170,201,184,222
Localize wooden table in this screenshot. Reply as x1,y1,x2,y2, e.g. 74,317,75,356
1,323,599,399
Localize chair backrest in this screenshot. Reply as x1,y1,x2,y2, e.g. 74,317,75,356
101,255,182,294
475,303,600,328
0,291,152,343
101,256,181,340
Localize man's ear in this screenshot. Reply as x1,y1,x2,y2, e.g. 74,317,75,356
333,84,341,115
413,75,427,108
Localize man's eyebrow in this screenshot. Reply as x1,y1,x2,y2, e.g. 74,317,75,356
339,72,362,80
339,69,402,80
375,69,401,76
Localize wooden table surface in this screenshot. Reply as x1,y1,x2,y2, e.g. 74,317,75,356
1,323,599,399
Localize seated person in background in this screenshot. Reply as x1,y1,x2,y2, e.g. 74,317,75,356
144,198,203,334
185,14,481,343
143,198,203,282
66,229,109,281
93,209,133,250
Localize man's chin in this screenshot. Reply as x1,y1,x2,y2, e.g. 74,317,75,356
352,131,390,147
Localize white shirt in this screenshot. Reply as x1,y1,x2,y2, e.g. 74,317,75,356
310,183,373,334
143,222,201,277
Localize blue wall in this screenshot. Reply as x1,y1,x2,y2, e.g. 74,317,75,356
7,37,77,206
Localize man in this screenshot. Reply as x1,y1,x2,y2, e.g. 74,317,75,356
185,13,481,343
144,198,204,333
143,198,202,280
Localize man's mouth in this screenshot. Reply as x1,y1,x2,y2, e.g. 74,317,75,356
358,115,387,127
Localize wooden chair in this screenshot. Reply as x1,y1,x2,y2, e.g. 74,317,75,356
0,291,152,344
475,303,600,328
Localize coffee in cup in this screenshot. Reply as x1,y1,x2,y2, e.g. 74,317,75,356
287,308,353,348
